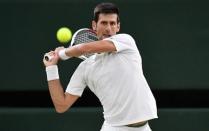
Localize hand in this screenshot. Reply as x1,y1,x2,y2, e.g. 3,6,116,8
43,51,59,67
55,46,65,57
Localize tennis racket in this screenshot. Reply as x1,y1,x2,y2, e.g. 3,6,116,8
44,28,98,61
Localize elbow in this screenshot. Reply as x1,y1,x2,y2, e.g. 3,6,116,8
54,104,71,114
55,106,69,114
55,108,67,114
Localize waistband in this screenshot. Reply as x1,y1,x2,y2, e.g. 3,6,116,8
126,121,148,128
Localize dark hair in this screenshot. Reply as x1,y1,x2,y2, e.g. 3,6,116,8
93,2,120,23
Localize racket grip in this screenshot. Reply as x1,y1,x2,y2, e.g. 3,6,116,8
44,54,53,61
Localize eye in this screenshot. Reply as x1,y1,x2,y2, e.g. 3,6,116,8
101,21,108,26
110,22,116,26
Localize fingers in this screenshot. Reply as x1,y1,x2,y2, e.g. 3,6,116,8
43,47,65,67
55,46,65,54
44,54,53,61
43,50,58,67
48,50,55,56
44,51,55,60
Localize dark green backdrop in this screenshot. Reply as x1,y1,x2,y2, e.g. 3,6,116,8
0,1,209,131
0,0,208,91
1,0,209,91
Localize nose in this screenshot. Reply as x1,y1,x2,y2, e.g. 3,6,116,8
105,24,111,33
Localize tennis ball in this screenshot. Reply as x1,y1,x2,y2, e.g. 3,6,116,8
56,27,72,43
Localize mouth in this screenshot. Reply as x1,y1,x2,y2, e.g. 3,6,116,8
102,34,111,39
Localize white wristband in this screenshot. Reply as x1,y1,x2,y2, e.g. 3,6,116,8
45,65,59,81
58,48,71,60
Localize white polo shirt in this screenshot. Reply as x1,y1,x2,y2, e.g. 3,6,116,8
66,34,158,126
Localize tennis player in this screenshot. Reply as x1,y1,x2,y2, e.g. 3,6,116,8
43,2,157,131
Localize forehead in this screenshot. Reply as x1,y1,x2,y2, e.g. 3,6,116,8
97,13,118,22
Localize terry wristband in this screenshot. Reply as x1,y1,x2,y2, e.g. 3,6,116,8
45,65,59,81
58,48,71,60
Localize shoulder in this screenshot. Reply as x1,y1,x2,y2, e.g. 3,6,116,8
108,33,136,47
104,33,137,53
110,33,135,42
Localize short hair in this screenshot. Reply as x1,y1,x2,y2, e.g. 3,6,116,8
93,2,120,23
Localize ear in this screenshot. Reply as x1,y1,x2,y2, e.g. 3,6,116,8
92,21,96,31
116,22,120,33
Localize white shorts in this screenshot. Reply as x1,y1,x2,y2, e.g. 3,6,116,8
100,121,152,131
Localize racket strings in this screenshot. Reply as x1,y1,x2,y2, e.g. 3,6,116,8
74,31,97,44
73,30,98,59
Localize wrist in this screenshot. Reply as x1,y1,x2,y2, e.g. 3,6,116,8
58,48,71,60
45,65,59,81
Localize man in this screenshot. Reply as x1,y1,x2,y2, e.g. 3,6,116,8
43,2,157,131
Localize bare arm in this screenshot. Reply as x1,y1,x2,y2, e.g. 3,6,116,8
48,80,79,113
65,40,116,58
44,40,114,112
43,51,79,113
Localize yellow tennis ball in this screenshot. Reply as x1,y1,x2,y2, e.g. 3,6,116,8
56,27,72,43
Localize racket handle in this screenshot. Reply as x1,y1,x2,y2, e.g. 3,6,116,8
44,54,53,61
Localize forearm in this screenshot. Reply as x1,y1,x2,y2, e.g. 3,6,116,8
65,45,84,58
47,80,79,113
45,65,68,112
64,40,116,57
43,54,79,113
48,80,66,109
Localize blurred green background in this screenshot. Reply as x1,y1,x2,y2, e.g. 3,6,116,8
0,0,208,91
0,0,209,130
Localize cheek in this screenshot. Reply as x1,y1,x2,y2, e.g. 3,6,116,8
95,28,103,38
96,27,105,34
111,27,119,33
116,27,120,32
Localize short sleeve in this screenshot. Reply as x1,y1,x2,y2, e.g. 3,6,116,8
65,63,86,96
103,34,137,53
